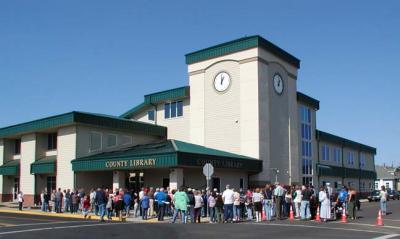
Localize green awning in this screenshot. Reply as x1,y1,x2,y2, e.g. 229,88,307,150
72,140,262,172
317,163,377,179
0,159,20,176
30,156,56,174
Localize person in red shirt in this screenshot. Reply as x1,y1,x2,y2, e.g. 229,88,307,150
83,195,90,219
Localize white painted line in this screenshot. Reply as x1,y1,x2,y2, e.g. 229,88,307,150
246,222,387,235
6,220,95,227
372,234,400,239
384,219,400,222
330,221,400,230
0,222,127,235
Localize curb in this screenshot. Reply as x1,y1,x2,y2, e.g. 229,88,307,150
0,209,122,222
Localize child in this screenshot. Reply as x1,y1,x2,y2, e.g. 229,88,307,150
82,195,90,219
106,194,114,220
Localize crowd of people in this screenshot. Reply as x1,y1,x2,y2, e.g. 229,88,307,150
33,182,391,223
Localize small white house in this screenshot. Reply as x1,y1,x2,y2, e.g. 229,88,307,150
375,165,400,191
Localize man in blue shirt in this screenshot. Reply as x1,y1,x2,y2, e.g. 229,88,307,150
95,187,106,222
155,188,167,221
123,191,132,216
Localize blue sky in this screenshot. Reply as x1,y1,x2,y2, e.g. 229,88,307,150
0,1,399,166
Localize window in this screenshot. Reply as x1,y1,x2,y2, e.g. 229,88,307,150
14,139,21,155
89,132,102,152
360,153,366,168
46,176,56,192
322,145,330,161
240,178,244,189
164,101,183,119
334,182,338,188
302,176,313,186
347,151,354,165
375,183,379,190
164,103,170,118
333,148,341,164
300,106,313,177
147,110,155,121
385,182,390,189
119,135,132,145
107,134,117,148
47,133,57,150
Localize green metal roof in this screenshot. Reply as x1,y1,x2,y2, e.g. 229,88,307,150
185,35,300,68
0,159,20,176
316,130,377,154
120,86,190,119
317,163,376,179
297,92,320,110
72,140,261,172
30,156,57,174
0,111,167,138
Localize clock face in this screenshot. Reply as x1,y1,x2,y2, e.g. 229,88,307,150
273,73,284,95
214,72,231,92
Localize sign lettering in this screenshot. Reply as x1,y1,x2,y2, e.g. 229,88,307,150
105,159,156,169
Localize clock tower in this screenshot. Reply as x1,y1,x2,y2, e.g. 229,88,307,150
186,36,301,185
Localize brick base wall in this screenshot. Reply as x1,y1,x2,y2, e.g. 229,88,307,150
0,194,13,202
22,194,34,207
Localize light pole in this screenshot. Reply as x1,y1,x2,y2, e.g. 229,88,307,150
271,168,279,184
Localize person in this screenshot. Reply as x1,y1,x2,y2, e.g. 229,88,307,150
273,183,285,220
55,188,63,213
233,189,241,222
252,188,262,222
17,191,24,211
318,186,330,222
222,185,234,223
133,198,139,217
187,189,195,223
82,195,90,219
347,187,357,220
155,188,167,221
40,190,46,212
114,191,123,220
172,187,189,224
50,190,56,213
106,193,114,220
300,185,312,220
141,192,150,220
64,189,71,213
293,185,302,218
337,186,348,212
193,190,204,223
95,187,106,222
201,190,208,218
90,189,97,215
245,189,253,221
123,190,132,216
148,188,155,218
379,186,388,215
263,184,273,221
208,192,216,223
215,192,224,223
44,190,50,212
71,191,79,214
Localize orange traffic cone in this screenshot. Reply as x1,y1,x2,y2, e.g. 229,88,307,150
341,207,347,223
376,210,384,226
289,205,295,220
315,206,321,222
262,209,266,221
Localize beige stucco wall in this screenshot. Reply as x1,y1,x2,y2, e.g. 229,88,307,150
57,126,77,190
20,134,36,195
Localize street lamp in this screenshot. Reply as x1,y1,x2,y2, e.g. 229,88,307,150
271,168,279,184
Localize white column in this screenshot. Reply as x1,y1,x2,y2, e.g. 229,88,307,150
113,171,125,192
20,133,36,205
169,168,184,190
57,126,77,191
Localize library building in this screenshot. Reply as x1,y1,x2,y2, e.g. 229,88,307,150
0,35,376,206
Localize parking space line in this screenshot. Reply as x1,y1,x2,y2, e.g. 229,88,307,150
372,234,400,239
4,220,94,228
0,222,128,235
330,221,400,230
0,215,55,222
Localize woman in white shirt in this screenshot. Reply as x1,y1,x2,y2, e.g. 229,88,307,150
379,186,388,215
293,185,302,218
194,191,204,223
252,188,263,222
318,186,330,222
17,191,24,211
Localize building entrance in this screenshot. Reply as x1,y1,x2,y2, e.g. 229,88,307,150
126,172,144,193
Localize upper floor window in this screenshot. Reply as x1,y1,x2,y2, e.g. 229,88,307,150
321,145,330,161
333,147,341,164
107,134,117,148
360,153,366,168
164,101,183,119
90,132,102,152
148,110,155,121
14,139,21,155
119,135,132,145
347,151,354,165
47,133,57,150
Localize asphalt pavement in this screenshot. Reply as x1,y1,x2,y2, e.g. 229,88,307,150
0,200,398,239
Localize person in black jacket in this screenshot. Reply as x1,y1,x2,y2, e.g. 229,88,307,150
187,189,195,223
215,193,224,223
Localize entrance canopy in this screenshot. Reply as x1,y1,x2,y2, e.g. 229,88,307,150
30,156,57,174
72,140,262,173
0,159,20,176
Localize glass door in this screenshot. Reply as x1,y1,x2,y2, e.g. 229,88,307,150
13,178,19,201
